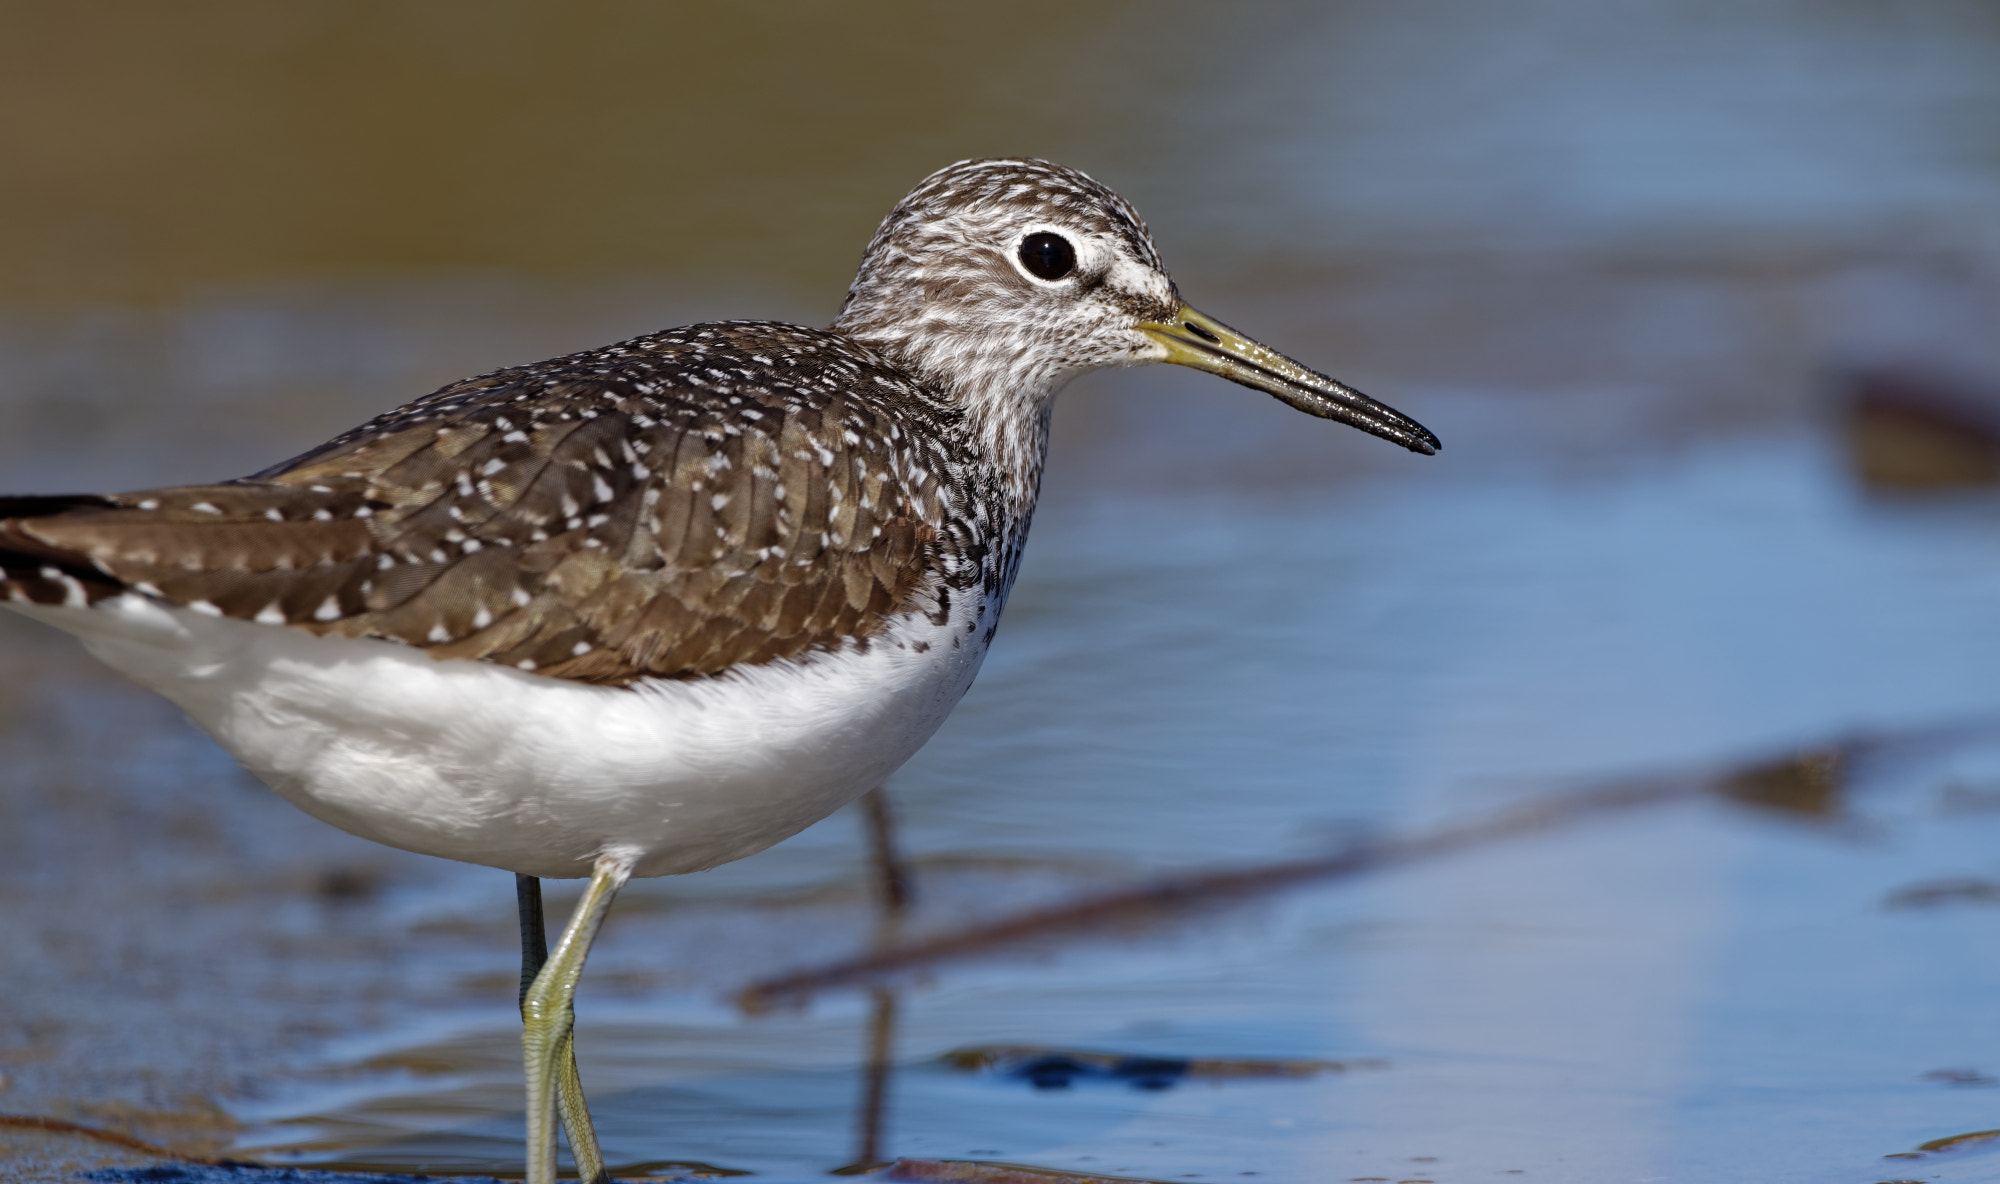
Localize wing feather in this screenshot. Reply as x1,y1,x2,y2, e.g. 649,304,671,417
1,324,965,687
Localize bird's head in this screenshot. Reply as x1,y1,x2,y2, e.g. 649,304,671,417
833,157,1438,456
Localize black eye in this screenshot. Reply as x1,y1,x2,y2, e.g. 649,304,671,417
1018,232,1076,281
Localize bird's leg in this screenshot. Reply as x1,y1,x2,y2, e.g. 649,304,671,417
860,786,912,917
521,854,631,1184
515,873,550,1008
515,875,607,1184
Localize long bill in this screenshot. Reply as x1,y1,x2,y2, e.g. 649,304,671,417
1138,303,1440,456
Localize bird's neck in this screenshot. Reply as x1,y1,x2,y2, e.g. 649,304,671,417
834,316,1073,528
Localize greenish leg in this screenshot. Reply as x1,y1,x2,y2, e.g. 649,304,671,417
520,857,629,1184
516,875,607,1183
553,1028,600,1182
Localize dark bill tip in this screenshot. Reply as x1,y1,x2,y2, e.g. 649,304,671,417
1140,305,1440,456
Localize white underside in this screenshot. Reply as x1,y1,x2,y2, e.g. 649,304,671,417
9,594,992,878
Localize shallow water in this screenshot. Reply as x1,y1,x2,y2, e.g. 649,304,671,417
10,3,2000,1182
138,437,1990,1182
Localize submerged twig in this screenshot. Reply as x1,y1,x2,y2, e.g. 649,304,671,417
740,773,1688,1010
741,718,2000,1010
0,1112,211,1162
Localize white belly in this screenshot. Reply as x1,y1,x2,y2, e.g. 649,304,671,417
11,594,992,878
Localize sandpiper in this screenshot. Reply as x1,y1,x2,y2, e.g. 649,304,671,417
0,158,1437,1182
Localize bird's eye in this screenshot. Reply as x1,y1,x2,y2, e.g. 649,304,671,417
1018,232,1076,281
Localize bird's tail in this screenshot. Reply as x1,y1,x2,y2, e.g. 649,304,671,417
0,494,125,609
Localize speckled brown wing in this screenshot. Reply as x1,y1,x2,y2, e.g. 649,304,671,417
1,485,384,626
0,323,973,686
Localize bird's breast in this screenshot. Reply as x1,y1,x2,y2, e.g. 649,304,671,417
17,585,1000,879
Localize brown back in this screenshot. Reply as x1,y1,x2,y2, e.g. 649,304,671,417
0,322,979,685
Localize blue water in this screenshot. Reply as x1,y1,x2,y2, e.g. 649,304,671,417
11,2,2000,1179
206,435,2000,1182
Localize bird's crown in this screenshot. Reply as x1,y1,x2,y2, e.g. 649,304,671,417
832,158,1181,410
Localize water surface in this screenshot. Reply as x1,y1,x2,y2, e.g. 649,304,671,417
8,3,2000,1182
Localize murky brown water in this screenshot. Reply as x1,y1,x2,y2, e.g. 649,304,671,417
9,3,2000,1182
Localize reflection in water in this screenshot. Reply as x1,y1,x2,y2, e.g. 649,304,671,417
845,796,914,1175
862,787,916,919
846,988,901,1174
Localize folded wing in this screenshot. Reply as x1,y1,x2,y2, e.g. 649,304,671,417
1,343,952,687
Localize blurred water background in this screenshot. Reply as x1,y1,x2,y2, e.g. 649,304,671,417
8,3,2000,1182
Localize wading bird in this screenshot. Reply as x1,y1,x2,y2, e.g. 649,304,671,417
0,159,1437,1182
